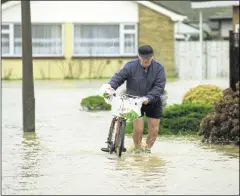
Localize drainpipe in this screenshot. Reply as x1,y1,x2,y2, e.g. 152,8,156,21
199,9,203,80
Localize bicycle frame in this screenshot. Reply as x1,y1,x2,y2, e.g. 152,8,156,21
101,93,142,157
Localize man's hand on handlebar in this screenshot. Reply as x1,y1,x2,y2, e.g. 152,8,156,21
106,86,115,95
141,97,149,105
103,85,116,99
103,85,149,105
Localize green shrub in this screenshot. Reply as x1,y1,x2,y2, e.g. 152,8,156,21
160,117,201,134
160,103,213,135
126,103,213,135
163,103,213,119
80,95,111,111
182,84,223,105
125,120,133,134
199,82,240,145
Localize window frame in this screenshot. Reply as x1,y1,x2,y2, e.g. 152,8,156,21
1,23,14,56
1,23,65,57
120,23,138,57
72,23,138,57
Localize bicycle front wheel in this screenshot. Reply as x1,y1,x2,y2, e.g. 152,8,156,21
117,119,126,157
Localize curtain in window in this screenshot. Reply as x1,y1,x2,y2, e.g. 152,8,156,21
124,33,135,54
14,24,62,55
74,24,120,56
1,33,10,54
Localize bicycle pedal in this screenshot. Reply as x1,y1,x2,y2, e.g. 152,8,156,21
101,147,110,152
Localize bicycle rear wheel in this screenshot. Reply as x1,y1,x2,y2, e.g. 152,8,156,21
114,119,126,157
118,120,126,157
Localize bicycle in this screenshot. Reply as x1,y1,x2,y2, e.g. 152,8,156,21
100,92,143,158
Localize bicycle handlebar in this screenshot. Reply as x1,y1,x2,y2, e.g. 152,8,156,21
110,92,141,100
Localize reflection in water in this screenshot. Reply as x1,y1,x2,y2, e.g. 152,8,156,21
114,153,168,194
18,132,43,193
199,143,240,158
117,153,166,172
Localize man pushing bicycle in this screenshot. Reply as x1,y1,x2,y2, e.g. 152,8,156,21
106,45,166,153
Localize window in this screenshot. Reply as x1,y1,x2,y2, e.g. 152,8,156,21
1,33,10,54
1,24,11,55
235,24,239,33
73,23,137,56
74,24,120,55
1,23,63,57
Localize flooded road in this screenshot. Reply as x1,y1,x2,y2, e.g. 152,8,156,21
2,80,239,195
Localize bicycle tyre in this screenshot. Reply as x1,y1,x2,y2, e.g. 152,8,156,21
108,117,116,154
118,119,126,157
101,117,116,154
113,119,121,156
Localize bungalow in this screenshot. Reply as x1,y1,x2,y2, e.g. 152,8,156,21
1,1,186,80
156,1,239,40
191,1,239,32
190,0,239,79
208,7,233,40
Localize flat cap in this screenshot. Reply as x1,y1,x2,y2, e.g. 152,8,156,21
138,45,154,58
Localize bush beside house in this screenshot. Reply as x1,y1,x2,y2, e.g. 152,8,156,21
80,95,111,111
182,84,223,105
199,82,240,145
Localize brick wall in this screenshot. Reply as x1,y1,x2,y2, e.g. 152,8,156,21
138,4,175,75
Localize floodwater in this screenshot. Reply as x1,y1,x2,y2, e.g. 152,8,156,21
2,79,239,195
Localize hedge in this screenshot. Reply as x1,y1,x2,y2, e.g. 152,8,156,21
125,103,213,135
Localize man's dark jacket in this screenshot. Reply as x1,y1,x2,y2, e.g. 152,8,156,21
109,58,166,104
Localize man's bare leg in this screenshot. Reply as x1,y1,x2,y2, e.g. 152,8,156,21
132,117,144,149
146,118,160,150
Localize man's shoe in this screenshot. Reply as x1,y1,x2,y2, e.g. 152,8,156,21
101,147,110,152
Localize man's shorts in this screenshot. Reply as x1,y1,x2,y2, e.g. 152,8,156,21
140,99,163,119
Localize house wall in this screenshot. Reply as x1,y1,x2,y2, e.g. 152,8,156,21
138,4,175,75
220,19,233,37
233,6,239,32
1,57,132,80
1,23,133,80
2,1,138,23
174,22,199,35
2,1,176,79
1,1,137,79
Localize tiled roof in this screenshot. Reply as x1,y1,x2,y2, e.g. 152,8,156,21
152,1,233,21
209,7,232,19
